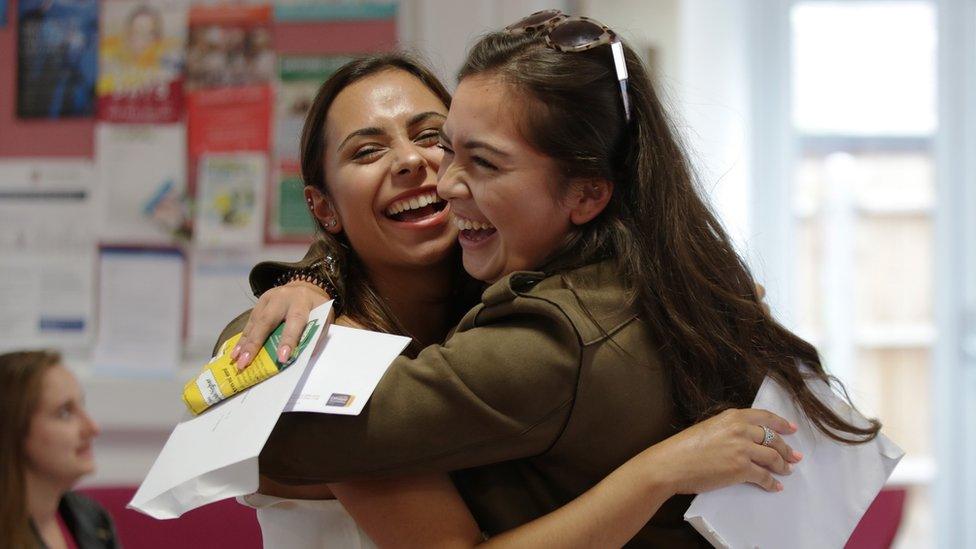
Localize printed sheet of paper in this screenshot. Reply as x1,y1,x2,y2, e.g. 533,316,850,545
97,0,188,122
129,302,332,519
285,325,409,416
0,159,96,250
92,247,185,377
0,160,98,352
0,250,96,353
684,374,904,548
186,250,255,356
96,124,188,243
194,153,266,248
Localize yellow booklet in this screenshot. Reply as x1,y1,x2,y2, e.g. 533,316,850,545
183,319,321,415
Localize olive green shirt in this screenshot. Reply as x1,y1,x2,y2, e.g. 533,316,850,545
221,251,707,547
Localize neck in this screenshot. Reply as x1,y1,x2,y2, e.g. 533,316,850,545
25,470,67,526
367,257,457,348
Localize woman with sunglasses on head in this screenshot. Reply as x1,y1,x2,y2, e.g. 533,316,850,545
223,11,879,547
0,350,119,549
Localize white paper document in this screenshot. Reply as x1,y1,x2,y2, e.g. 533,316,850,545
96,124,188,243
684,375,904,548
285,325,410,415
129,302,333,519
92,247,185,377
0,250,96,353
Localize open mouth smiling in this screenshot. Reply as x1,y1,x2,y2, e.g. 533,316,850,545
384,190,448,223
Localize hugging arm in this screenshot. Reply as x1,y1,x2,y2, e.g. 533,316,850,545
331,407,799,549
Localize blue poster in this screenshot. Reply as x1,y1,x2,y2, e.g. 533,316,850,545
17,0,98,118
1,0,8,28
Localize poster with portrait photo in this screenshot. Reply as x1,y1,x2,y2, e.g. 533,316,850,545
17,0,98,118
185,4,274,91
97,0,189,123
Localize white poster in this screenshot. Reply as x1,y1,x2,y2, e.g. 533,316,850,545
0,251,96,353
0,159,96,250
93,247,185,377
96,124,189,244
186,250,256,357
0,160,97,352
194,153,266,248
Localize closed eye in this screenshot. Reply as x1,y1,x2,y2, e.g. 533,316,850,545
414,129,440,146
351,146,384,161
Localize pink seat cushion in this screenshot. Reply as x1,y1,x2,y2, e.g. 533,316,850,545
79,487,261,549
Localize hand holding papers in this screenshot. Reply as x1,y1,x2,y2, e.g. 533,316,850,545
684,374,904,548
130,302,411,519
129,301,332,519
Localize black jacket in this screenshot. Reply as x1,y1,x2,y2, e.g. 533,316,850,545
33,492,119,549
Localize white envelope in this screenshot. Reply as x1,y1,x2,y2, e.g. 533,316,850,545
285,324,410,416
128,302,333,519
684,373,904,548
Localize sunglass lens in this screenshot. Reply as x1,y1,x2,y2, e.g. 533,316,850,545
549,20,605,48
508,9,561,30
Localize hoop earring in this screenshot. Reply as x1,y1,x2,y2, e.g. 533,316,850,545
327,219,337,228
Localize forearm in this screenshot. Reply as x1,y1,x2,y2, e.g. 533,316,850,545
481,448,674,548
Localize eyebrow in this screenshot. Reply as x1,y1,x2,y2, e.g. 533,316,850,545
438,128,510,158
336,111,446,153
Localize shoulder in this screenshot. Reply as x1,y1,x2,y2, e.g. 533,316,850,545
60,492,118,548
472,260,638,346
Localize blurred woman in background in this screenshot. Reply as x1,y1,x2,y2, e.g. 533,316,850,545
0,350,118,549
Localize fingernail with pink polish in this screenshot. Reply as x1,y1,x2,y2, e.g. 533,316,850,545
230,344,241,360
793,450,803,461
278,345,292,364
775,481,784,492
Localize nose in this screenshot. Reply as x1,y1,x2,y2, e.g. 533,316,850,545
81,408,100,439
391,140,424,178
436,162,470,201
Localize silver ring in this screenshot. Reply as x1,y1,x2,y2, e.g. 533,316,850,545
760,425,775,447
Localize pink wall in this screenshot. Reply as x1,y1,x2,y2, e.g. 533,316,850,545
0,0,396,159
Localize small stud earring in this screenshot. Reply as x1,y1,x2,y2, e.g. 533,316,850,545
328,219,337,228
306,198,314,209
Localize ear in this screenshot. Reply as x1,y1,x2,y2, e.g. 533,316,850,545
305,186,342,234
566,178,613,226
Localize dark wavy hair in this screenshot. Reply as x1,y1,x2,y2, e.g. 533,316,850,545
458,29,880,442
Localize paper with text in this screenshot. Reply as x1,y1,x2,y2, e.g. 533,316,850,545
285,324,409,416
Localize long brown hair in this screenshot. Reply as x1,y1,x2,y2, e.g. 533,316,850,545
0,350,61,548
459,29,880,442
299,53,476,356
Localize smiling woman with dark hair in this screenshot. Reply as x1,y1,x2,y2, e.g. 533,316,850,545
0,350,118,549
219,9,881,542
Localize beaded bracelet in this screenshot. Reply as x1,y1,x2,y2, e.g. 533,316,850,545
275,263,342,314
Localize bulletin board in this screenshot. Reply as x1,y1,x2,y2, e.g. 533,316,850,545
0,0,398,371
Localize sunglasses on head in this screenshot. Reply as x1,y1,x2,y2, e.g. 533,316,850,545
505,9,631,122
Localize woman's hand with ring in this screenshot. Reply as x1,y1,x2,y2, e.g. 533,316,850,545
640,408,803,496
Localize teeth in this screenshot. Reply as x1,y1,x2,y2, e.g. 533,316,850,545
386,192,442,216
453,215,494,231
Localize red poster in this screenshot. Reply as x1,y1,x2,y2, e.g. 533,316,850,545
186,85,271,156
